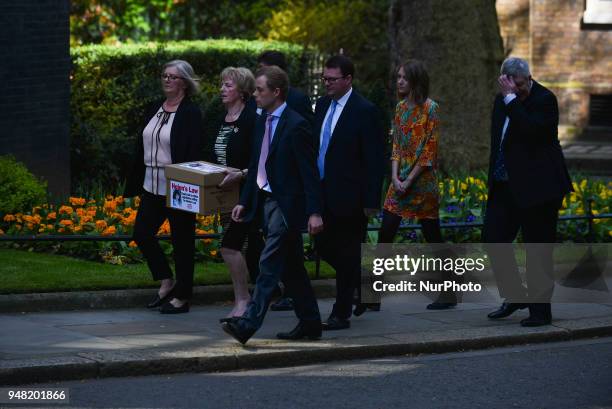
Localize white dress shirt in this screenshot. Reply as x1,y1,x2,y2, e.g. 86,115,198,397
143,107,175,195
319,88,353,147
500,93,516,146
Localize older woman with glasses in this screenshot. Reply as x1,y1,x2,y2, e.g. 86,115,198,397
125,59,203,314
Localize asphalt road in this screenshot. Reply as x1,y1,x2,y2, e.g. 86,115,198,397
9,337,612,409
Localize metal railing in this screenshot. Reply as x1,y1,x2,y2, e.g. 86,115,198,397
2,212,609,243
2,209,610,278
3,214,609,242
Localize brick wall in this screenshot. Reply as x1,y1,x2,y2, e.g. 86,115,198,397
496,0,612,139
0,1,71,197
496,0,531,59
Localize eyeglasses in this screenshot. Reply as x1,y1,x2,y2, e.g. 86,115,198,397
161,74,183,81
320,76,346,84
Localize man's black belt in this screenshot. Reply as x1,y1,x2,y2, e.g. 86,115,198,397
259,189,274,199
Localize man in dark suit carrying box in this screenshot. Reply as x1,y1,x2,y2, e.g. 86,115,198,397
222,65,324,344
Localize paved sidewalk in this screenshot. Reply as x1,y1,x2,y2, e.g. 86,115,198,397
562,141,612,160
2,295,612,385
0,280,337,313
561,139,612,175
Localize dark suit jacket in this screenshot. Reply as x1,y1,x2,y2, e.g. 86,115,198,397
239,105,322,231
124,97,203,197
314,90,385,220
204,102,257,171
488,80,572,208
287,87,314,126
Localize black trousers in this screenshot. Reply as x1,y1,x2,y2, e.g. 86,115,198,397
316,212,368,319
245,228,265,284
242,195,321,330
133,191,196,299
483,181,561,305
378,210,443,244
378,210,459,303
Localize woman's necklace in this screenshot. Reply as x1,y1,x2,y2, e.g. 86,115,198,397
164,97,183,112
226,104,244,122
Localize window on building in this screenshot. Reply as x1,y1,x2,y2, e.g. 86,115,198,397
582,0,612,28
589,95,612,127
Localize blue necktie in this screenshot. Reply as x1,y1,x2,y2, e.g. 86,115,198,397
318,100,338,179
493,124,509,181
493,150,508,181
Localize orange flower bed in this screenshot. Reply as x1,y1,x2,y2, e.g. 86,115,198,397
0,195,222,263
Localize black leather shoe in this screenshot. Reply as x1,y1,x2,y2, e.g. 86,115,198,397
353,303,381,317
520,316,552,326
159,301,190,314
322,315,350,331
219,317,240,324
487,302,527,319
521,303,552,326
146,290,173,309
426,292,458,310
426,302,457,310
277,321,322,340
270,297,294,311
221,320,256,345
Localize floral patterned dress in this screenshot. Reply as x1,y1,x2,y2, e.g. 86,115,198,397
383,98,440,220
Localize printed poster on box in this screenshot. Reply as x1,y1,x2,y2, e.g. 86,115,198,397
169,180,200,213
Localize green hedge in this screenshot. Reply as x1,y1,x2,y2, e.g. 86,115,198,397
70,39,314,194
0,156,47,216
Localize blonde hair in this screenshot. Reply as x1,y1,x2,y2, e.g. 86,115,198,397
221,67,256,101
162,60,200,96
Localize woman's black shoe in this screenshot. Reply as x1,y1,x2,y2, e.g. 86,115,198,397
159,301,190,314
146,290,173,309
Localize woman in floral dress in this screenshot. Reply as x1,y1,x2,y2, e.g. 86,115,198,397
378,60,457,310
380,59,442,244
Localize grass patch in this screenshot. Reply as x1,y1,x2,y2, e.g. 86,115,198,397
0,249,335,294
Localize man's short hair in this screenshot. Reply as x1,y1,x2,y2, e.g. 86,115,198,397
255,65,289,100
325,55,355,78
257,50,288,71
501,57,531,79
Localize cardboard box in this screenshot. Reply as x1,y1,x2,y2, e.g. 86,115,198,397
165,161,240,215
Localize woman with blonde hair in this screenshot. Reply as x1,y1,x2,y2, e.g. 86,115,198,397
205,66,262,321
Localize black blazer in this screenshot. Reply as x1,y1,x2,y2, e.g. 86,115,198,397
205,102,257,171
488,80,572,208
124,97,203,197
239,105,323,231
314,90,385,220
